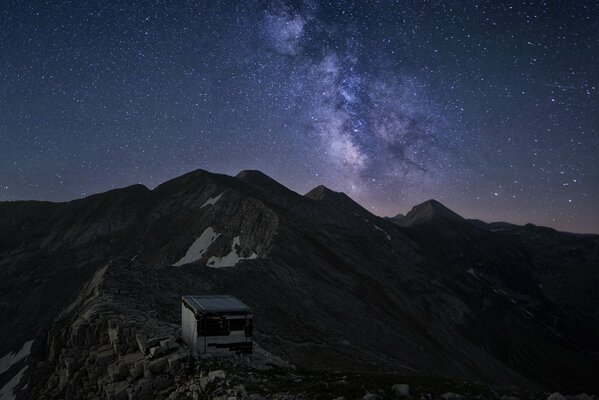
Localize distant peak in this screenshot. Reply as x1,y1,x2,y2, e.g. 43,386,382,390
236,170,270,180
401,199,464,226
304,185,352,202
305,185,335,199
304,185,372,216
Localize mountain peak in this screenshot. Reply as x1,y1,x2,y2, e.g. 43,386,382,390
304,185,371,215
235,170,292,192
304,185,353,203
236,169,271,180
401,199,464,226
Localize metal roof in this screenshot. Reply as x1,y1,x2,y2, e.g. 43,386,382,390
182,295,252,314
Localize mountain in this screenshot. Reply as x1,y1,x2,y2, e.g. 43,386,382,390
0,169,597,399
399,199,465,227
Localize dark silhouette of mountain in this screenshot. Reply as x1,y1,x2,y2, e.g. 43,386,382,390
399,199,465,227
1,169,597,399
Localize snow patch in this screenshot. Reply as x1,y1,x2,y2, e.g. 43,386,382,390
207,236,257,268
173,227,220,266
466,269,535,318
200,193,223,208
0,366,28,400
373,225,391,241
0,340,32,376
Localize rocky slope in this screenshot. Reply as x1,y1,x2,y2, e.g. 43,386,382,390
0,169,597,399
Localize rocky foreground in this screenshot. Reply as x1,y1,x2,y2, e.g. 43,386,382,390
9,257,593,400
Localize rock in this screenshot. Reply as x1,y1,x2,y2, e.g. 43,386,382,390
441,393,463,400
136,334,148,354
153,374,172,391
333,397,346,400
97,348,117,367
208,370,226,380
133,378,153,400
234,385,247,397
248,394,267,400
129,360,144,380
104,381,127,400
148,357,169,374
569,394,595,400
363,394,382,400
167,351,188,370
548,394,567,400
392,384,410,398
500,396,520,400
200,369,227,387
142,360,152,379
149,346,163,359
107,363,126,382
159,338,178,354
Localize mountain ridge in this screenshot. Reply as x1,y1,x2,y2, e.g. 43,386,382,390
1,168,598,399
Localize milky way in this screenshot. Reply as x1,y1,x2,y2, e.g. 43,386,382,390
1,1,598,233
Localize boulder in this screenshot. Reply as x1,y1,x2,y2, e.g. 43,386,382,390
159,339,178,355
167,352,188,370
148,346,163,359
148,357,169,374
392,384,410,398
200,370,226,389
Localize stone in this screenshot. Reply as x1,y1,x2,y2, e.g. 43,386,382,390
153,374,172,391
108,363,125,382
392,384,410,398
234,385,247,397
130,360,144,380
120,351,144,365
148,346,163,359
208,370,226,380
167,352,187,370
548,394,567,400
441,393,463,400
97,348,117,367
135,334,148,355
104,382,128,400
363,394,382,400
201,369,226,388
248,394,266,400
142,361,152,379
148,357,169,375
159,339,178,354
133,378,153,400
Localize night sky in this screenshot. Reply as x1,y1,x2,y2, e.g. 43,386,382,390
1,1,598,233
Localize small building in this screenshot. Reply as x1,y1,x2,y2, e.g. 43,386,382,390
181,295,253,356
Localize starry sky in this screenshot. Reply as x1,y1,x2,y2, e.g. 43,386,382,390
1,1,598,233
